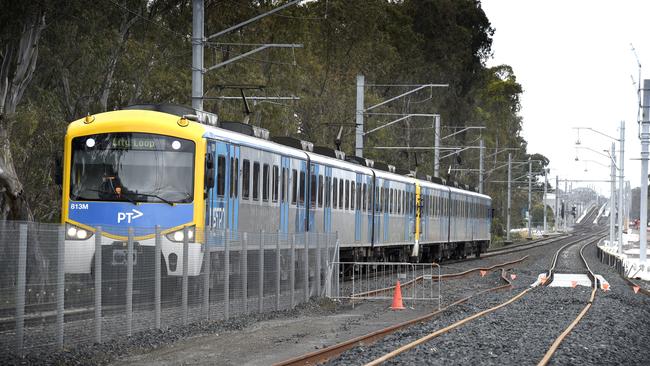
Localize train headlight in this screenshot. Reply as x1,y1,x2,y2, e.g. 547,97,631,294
166,226,195,243
65,223,94,240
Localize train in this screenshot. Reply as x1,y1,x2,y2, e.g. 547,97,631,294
61,104,491,280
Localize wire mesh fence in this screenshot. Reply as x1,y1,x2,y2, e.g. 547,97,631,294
329,261,442,310
0,221,338,355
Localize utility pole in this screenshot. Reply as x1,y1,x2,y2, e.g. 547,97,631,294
479,139,484,193
434,115,440,178
528,157,533,239
354,77,447,158
562,180,569,232
555,175,559,232
609,142,616,248
355,74,365,157
192,0,204,111
543,170,548,235
192,0,301,111
506,153,512,241
618,121,625,254
640,79,650,264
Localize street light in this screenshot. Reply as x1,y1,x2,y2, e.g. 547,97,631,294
574,122,626,255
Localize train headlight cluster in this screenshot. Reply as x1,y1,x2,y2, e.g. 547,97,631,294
65,223,94,240
166,226,195,243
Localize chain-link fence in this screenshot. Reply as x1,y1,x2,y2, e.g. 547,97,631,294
328,261,441,310
0,221,338,355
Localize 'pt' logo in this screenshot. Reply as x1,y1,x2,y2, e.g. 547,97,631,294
117,209,144,224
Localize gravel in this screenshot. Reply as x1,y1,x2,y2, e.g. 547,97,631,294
8,228,645,365
548,242,650,365
327,229,650,365
0,298,335,366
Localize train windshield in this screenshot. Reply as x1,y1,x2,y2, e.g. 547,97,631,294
70,133,195,204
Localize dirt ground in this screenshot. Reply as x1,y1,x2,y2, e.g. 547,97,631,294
111,300,441,366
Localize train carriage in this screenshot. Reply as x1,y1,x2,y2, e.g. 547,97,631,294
61,104,491,281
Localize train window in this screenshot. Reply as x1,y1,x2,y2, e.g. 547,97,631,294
217,155,226,197
338,179,344,209
332,178,338,209
356,183,361,210
292,169,298,205
405,191,409,214
299,171,306,204
230,157,239,198
318,175,324,208
242,160,250,199
422,194,426,216
351,181,356,210
281,167,286,203
362,183,367,211
384,188,388,213
344,180,349,210
263,164,269,202
396,190,400,214
272,165,279,202
252,162,260,201
310,173,317,208
325,176,330,207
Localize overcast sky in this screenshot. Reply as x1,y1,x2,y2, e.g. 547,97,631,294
481,0,649,197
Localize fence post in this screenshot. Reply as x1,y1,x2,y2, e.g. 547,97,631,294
95,227,102,343
203,226,210,320
258,230,264,313
290,233,295,308
15,224,27,353
276,230,281,311
325,233,330,298
242,232,248,314
316,234,321,297
154,226,161,329
55,225,65,348
335,233,340,299
304,232,309,303
224,229,230,319
182,226,189,325
126,227,134,337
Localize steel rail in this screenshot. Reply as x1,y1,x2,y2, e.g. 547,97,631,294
273,268,515,366
350,256,529,299
537,237,602,366
359,234,598,365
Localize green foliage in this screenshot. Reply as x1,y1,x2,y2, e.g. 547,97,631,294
4,0,540,223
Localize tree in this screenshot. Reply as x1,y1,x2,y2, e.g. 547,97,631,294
0,4,46,220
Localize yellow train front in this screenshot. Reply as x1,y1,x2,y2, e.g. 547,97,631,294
61,106,209,291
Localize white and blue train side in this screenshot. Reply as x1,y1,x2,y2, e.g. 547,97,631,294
61,105,491,283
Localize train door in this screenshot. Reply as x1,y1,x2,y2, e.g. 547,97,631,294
308,163,319,232
407,184,416,242
373,178,381,244
228,144,240,236
294,160,308,232
416,184,422,243
324,166,332,233
354,173,363,242
383,180,390,242
421,187,428,242
280,156,290,234
366,174,373,246
207,141,239,235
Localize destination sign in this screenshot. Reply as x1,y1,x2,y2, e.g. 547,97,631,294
110,136,157,150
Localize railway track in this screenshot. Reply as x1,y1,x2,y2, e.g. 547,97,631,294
275,232,604,366
537,237,601,365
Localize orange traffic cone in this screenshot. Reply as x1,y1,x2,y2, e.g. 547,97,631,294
391,281,405,310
